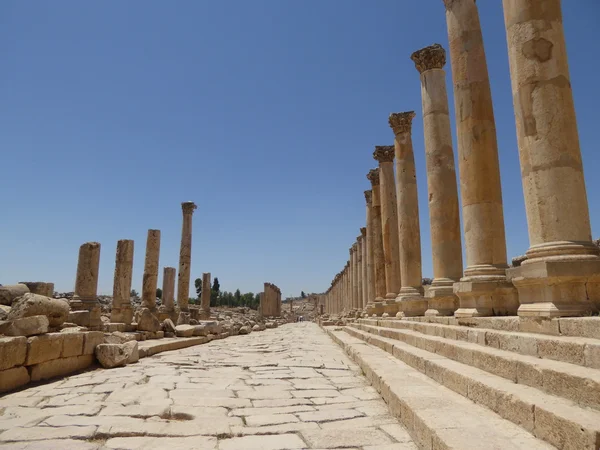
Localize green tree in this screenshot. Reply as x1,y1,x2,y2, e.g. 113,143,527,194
194,278,202,297
301,291,306,299
234,289,241,307
130,289,139,299
212,277,220,293
156,288,162,299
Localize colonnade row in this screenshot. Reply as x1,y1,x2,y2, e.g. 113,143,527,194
70,201,207,329
261,283,281,318
325,0,600,319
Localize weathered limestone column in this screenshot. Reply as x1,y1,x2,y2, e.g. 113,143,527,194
361,227,368,309
111,239,134,324
71,242,102,329
160,267,176,316
389,113,427,317
373,146,401,315
142,230,161,313
201,272,211,317
352,242,360,310
364,191,375,314
357,234,364,310
367,169,386,315
348,247,355,310
411,44,463,316
443,0,517,317
177,201,197,312
502,0,600,316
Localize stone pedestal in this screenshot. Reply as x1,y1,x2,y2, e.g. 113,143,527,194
177,202,197,312
201,272,211,318
367,170,387,316
111,240,134,324
71,242,102,329
142,230,161,314
158,267,176,321
389,113,427,317
443,0,517,317
412,44,462,317
502,0,600,317
373,146,401,316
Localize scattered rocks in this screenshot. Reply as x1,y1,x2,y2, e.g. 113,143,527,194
0,284,29,306
175,325,195,337
136,308,160,332
162,318,176,333
104,331,136,344
8,294,70,327
266,321,278,329
177,312,190,326
238,325,251,335
252,324,260,332
193,325,208,336
0,315,49,337
0,305,11,321
95,341,139,369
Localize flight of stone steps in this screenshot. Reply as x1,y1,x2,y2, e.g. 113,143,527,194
324,317,600,450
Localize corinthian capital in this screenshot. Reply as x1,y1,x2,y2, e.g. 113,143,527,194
366,169,380,186
442,0,471,11
389,112,416,136
181,201,197,215
373,146,395,163
364,190,372,204
411,44,446,73
360,227,367,236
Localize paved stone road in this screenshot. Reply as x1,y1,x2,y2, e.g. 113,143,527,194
0,323,416,449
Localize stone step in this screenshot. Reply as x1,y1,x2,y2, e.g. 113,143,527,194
350,321,600,412
324,327,555,450
358,317,600,369
340,325,600,450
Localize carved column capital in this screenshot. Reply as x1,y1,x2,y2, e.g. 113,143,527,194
181,201,197,215
389,112,416,135
411,44,446,73
364,190,373,204
443,0,473,11
367,169,380,186
360,227,367,236
373,146,395,163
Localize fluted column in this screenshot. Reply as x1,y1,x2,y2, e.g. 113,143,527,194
142,230,161,313
443,0,517,317
71,242,102,329
412,44,462,316
349,247,355,310
364,191,375,314
357,234,364,310
177,201,197,312
389,113,426,317
373,146,401,316
361,227,368,309
161,267,176,314
201,272,211,318
502,0,600,317
367,169,386,316
111,239,134,324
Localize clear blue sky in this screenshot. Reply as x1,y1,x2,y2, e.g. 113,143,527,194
2,1,599,299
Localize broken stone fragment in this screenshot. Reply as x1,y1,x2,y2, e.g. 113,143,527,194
176,312,190,325
95,340,139,368
238,325,251,335
136,308,160,332
193,325,208,336
0,315,49,337
104,331,137,344
175,325,195,337
8,293,69,327
0,284,30,306
161,318,176,333
252,324,260,332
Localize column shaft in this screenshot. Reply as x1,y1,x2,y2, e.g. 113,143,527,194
357,235,364,310
361,228,368,309
201,272,211,317
162,267,176,312
142,229,161,312
111,239,134,324
71,242,102,329
368,170,387,316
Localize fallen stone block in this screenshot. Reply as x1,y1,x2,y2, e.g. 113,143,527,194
162,318,176,333
177,312,190,325
193,325,208,336
105,322,127,333
95,341,139,369
0,315,49,337
0,366,30,393
8,293,69,327
104,331,137,344
252,324,261,332
0,284,29,306
175,325,195,337
29,354,94,382
69,310,91,327
266,321,278,329
137,308,160,332
0,336,27,371
0,305,10,321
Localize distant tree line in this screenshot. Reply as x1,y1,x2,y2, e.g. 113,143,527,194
192,276,261,309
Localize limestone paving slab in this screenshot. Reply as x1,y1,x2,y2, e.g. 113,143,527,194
0,323,414,449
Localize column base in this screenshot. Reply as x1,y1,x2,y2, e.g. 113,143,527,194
507,258,600,318
367,300,386,316
453,278,518,318
396,287,427,317
425,283,459,317
111,306,134,325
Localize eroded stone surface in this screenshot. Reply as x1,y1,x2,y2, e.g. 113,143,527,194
0,323,413,449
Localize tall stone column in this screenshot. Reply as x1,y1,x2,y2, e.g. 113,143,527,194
411,44,463,316
356,234,364,310
364,191,375,314
361,227,368,309
389,112,427,317
373,146,401,316
177,201,197,312
348,247,355,310
160,267,176,320
443,0,517,317
142,229,161,313
71,242,102,329
111,239,134,324
502,0,600,317
201,272,211,318
367,169,386,316
353,242,360,310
